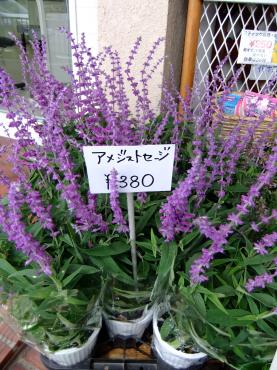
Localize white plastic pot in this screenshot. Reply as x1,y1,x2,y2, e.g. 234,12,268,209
104,305,155,338
152,306,207,369
43,324,101,366
270,349,277,370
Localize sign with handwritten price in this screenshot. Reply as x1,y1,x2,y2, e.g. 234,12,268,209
237,30,276,65
83,145,175,194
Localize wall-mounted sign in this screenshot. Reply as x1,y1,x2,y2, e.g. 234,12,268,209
83,145,175,194
205,1,277,4
238,30,277,66
249,65,277,81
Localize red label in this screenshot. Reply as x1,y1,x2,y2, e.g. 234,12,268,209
249,40,273,49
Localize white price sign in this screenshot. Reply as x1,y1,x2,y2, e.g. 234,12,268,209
237,30,277,65
83,145,175,194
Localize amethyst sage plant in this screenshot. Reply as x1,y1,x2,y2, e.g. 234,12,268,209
0,30,276,366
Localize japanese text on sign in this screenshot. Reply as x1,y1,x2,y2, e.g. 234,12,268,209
237,30,277,66
83,145,175,194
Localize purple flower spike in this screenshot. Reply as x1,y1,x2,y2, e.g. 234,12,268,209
254,232,277,255
190,140,277,284
0,183,52,275
245,272,274,292
159,155,201,241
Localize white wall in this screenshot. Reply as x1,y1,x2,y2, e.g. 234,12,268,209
98,0,187,110
0,0,188,136
68,0,98,54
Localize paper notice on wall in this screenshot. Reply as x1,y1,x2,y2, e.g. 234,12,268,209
237,30,277,65
248,65,277,81
83,145,175,194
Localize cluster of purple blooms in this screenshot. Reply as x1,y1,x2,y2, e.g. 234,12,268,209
188,143,277,286
0,31,276,296
0,31,169,274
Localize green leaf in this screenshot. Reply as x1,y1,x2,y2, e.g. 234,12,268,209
57,313,77,329
193,293,206,317
214,286,236,297
67,297,88,305
196,286,227,314
136,205,158,234
207,294,228,315
227,184,248,193
243,254,275,266
112,288,151,299
257,320,276,338
240,361,272,370
251,293,277,308
231,329,248,346
160,317,175,340
151,242,178,300
0,258,17,275
187,320,228,365
150,229,157,258
63,265,98,287
247,297,259,315
92,256,134,285
60,234,83,263
80,242,130,257
46,331,72,346
206,308,254,327
58,257,74,280
180,230,200,247
28,287,53,300
8,269,41,282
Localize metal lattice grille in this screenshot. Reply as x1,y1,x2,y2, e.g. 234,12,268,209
195,1,277,96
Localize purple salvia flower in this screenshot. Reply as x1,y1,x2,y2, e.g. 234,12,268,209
245,272,276,292
1,183,52,275
137,192,147,204
190,219,231,284
153,112,171,144
259,209,277,225
254,232,277,255
23,183,55,232
39,93,107,232
140,37,165,128
160,155,201,241
251,222,260,232
190,140,277,284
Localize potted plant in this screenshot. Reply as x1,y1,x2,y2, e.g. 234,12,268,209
0,30,188,364
175,178,277,369
0,192,103,368
0,28,276,369
150,76,277,368
152,301,208,370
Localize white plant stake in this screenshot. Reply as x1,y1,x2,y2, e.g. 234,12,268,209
83,144,175,290
127,192,138,289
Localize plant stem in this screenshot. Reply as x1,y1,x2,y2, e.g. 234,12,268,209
126,192,138,290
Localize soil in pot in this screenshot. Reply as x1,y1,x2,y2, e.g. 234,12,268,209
91,320,157,369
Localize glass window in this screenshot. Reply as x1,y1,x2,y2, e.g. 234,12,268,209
0,0,71,92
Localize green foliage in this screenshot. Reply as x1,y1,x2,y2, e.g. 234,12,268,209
0,136,181,351
151,149,277,369
167,186,277,369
